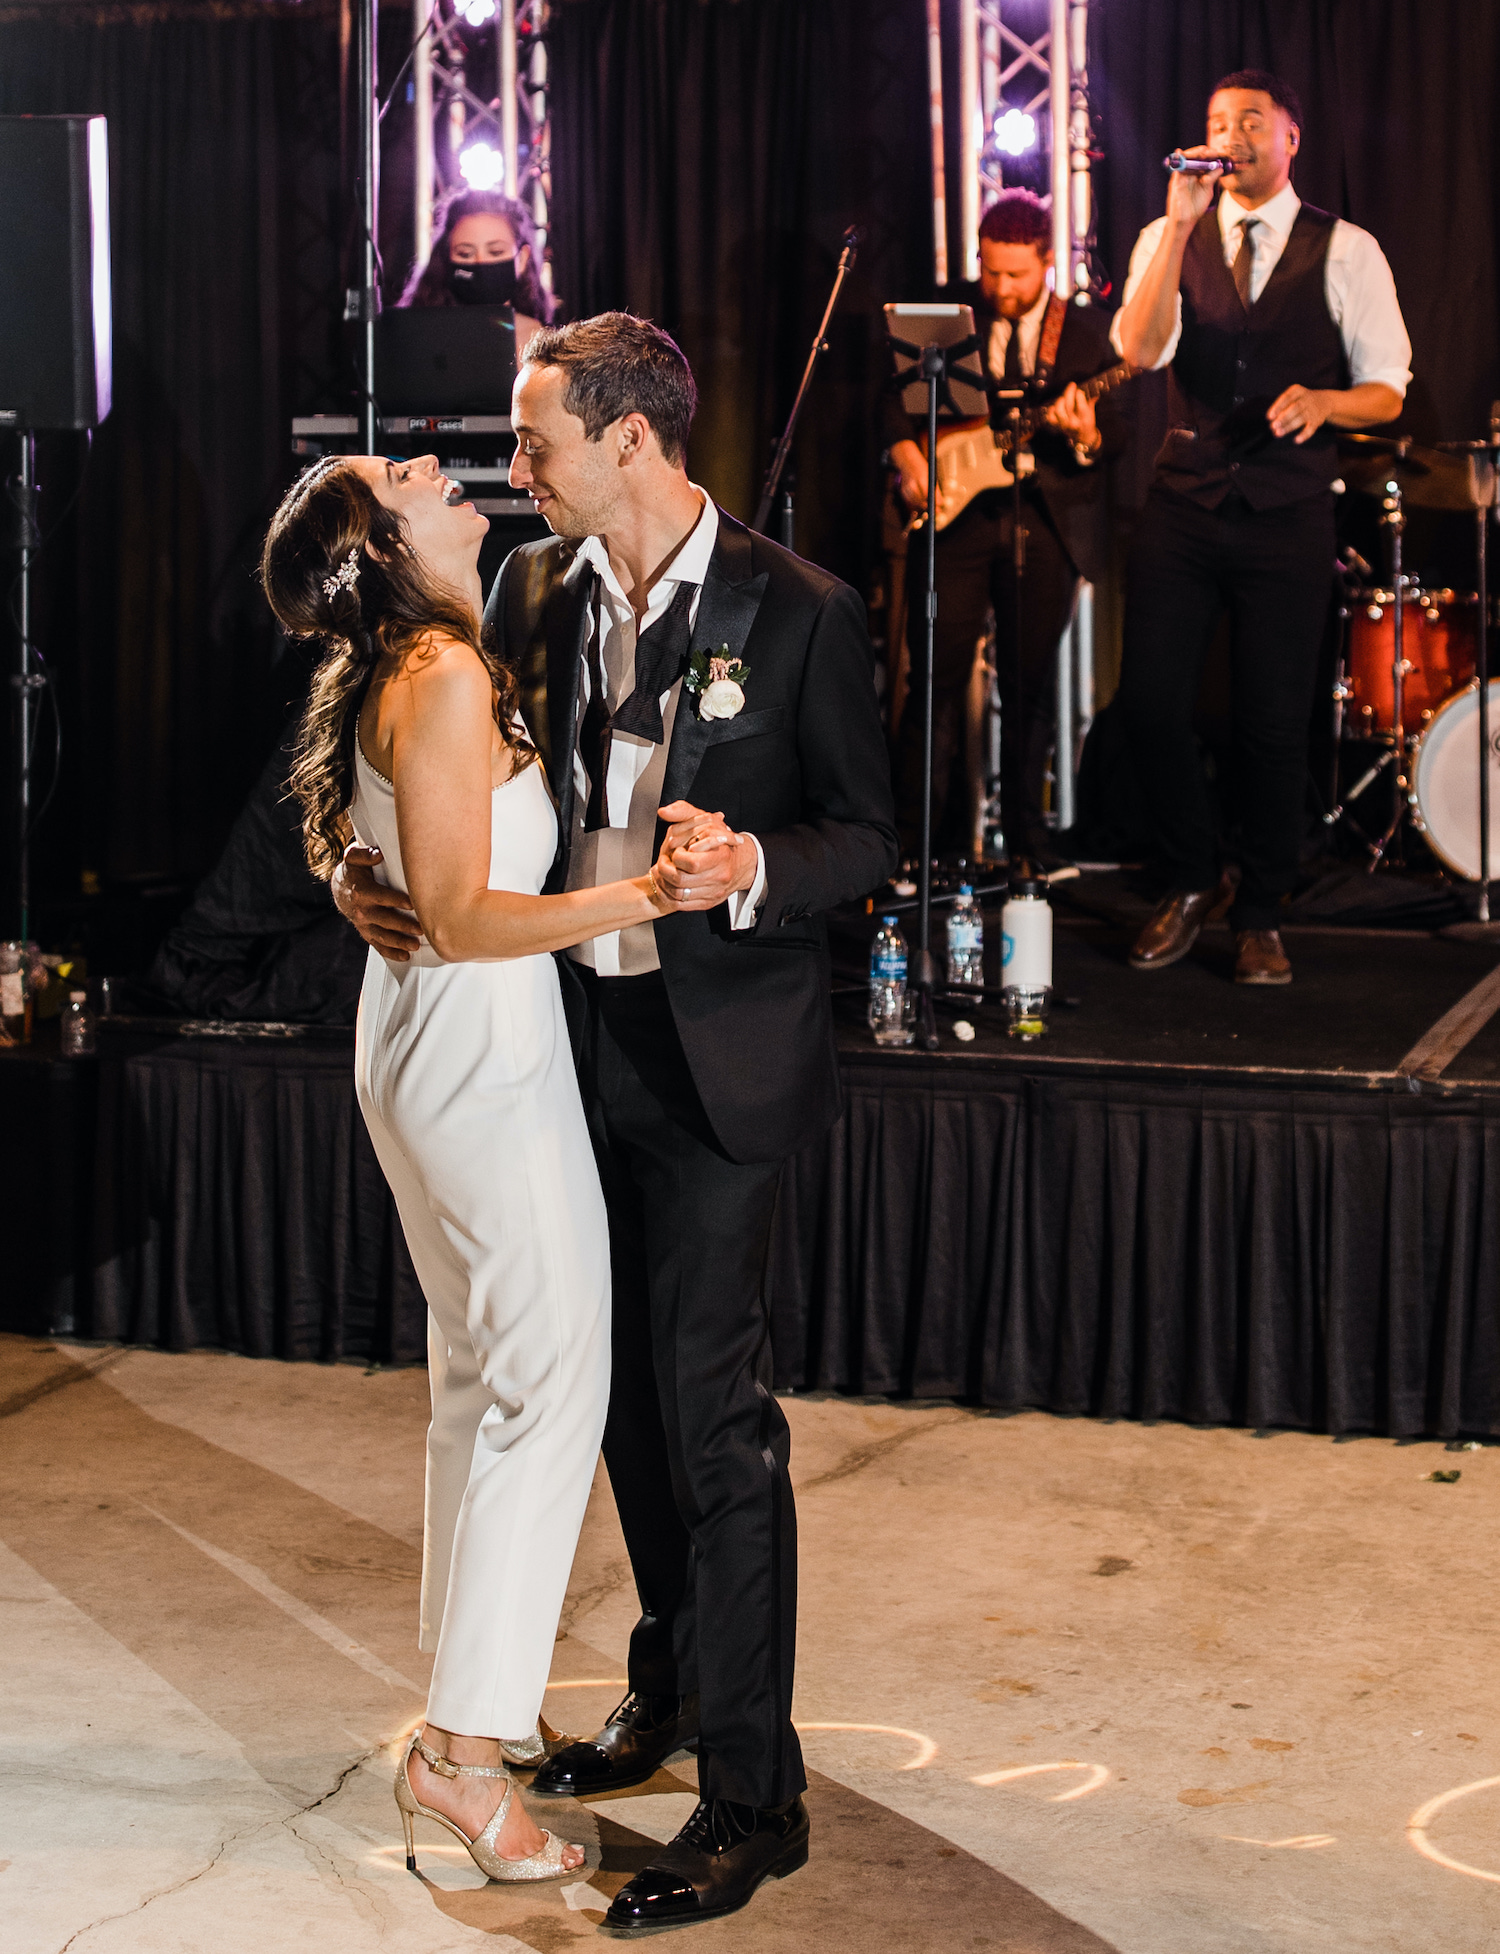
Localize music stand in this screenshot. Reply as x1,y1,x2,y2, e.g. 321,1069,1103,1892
884,308,990,1050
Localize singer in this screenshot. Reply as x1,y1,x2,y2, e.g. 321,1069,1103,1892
1111,70,1411,985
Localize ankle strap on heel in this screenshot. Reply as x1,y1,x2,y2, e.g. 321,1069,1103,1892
411,1734,511,1781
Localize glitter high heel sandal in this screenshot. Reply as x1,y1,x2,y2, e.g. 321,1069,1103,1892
395,1729,576,1881
501,1719,578,1771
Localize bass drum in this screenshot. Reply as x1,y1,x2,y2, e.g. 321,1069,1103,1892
1410,679,1500,880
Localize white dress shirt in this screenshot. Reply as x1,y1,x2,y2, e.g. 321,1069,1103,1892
565,487,766,977
1109,182,1412,394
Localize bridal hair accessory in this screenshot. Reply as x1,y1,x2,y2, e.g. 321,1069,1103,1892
322,548,361,602
685,646,750,722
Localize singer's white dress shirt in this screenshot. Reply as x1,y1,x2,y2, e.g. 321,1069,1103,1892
564,487,766,978
1109,182,1412,395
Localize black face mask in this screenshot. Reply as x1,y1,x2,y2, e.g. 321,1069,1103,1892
446,256,518,306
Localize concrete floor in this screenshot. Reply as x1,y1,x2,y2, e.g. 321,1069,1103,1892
3,1335,1499,1952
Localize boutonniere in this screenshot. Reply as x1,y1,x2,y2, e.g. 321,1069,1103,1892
684,646,751,722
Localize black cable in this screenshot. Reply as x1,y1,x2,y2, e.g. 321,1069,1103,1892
377,3,443,124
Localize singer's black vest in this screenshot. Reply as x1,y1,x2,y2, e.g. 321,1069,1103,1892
1155,201,1349,511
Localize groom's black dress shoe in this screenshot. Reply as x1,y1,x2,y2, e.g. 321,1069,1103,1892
531,1691,699,1797
603,1795,810,1933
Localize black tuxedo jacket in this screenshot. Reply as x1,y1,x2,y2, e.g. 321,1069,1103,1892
882,295,1127,584
482,509,898,1165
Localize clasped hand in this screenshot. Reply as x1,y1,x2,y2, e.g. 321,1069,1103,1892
651,800,758,911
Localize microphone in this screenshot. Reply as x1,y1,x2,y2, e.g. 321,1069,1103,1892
1164,151,1236,176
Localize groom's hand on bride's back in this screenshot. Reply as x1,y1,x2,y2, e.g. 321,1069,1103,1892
332,843,425,961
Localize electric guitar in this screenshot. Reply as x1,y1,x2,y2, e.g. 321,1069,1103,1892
905,359,1141,534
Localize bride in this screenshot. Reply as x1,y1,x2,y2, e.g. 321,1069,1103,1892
261,452,684,1882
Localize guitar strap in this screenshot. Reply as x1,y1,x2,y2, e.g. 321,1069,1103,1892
1032,292,1068,388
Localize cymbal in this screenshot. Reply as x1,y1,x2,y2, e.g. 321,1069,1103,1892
1337,435,1495,511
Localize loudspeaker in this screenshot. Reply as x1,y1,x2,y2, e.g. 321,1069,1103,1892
0,115,112,430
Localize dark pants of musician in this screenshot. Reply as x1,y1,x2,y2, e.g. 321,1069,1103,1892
1116,486,1336,933
574,966,805,1812
893,491,1079,861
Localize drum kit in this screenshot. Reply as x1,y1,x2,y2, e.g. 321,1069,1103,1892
1324,423,1500,912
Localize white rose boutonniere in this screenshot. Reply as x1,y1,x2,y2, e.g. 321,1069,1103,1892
685,646,751,722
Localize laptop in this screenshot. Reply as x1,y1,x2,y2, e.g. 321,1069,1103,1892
373,306,517,414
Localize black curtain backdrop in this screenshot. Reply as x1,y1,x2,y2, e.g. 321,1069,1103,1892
2,0,1498,932
0,0,420,938
549,0,934,598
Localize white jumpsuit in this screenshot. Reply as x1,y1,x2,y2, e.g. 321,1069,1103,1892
350,743,610,1738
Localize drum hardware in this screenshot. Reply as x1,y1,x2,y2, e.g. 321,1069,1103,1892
1328,423,1500,912
1434,416,1499,920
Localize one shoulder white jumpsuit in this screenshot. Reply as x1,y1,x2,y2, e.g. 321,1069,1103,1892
350,743,609,1738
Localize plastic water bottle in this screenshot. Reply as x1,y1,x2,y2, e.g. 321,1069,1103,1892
946,885,984,990
1000,862,1052,1040
60,989,96,1057
869,915,914,1047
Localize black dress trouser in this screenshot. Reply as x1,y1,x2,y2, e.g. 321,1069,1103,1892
893,490,1079,861
1116,485,1336,932
574,965,805,1810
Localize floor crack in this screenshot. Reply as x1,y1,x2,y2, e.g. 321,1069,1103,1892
797,1409,971,1492
52,1744,388,1953
55,1831,237,1954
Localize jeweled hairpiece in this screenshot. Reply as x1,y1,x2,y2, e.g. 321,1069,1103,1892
322,548,361,602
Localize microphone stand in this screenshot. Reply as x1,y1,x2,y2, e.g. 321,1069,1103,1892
999,377,1033,867
753,226,862,544
885,330,988,1050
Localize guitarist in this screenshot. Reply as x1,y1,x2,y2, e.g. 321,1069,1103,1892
884,188,1127,863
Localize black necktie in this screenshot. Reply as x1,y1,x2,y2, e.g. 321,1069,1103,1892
578,578,696,834
1232,217,1258,311
1002,318,1025,385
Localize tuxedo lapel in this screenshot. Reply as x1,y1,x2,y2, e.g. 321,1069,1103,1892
544,559,593,882
659,513,769,811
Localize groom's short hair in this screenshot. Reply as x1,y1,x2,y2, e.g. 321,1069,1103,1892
520,312,697,466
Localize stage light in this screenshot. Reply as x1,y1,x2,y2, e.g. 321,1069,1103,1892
458,0,497,22
994,108,1038,156
459,142,505,190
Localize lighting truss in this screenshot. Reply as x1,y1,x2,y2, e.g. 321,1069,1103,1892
955,0,1096,301
412,0,553,294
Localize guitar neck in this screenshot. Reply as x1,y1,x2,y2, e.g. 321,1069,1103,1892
1079,360,1139,404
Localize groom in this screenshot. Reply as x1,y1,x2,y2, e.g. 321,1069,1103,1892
336,311,896,1929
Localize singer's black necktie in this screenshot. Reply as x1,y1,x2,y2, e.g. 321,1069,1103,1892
578,578,697,833
1232,217,1258,311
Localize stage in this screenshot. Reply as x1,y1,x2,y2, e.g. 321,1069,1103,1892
7,884,1499,1442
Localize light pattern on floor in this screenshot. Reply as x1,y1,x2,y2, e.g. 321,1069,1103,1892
972,1761,1111,1801
796,1721,937,1769
1408,1775,1500,1883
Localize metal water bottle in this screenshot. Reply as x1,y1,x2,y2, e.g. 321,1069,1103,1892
1000,861,1052,1039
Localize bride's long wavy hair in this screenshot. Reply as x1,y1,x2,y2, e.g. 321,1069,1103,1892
260,458,533,880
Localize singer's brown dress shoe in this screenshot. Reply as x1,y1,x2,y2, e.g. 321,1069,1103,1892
1233,929,1292,985
1129,870,1234,971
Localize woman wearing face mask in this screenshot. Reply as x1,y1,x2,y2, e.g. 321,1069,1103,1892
400,188,553,357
